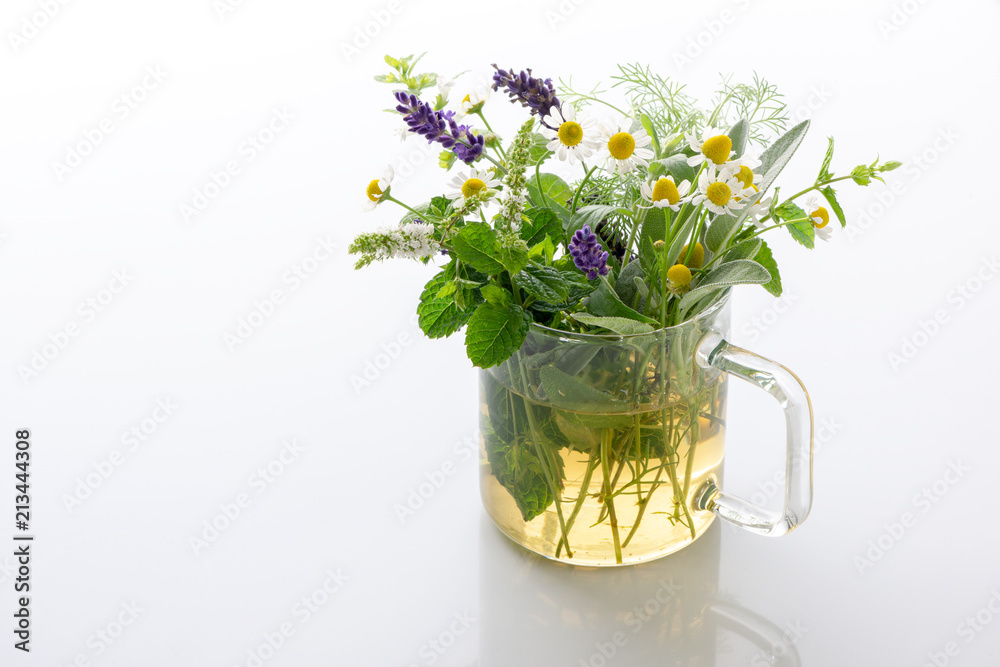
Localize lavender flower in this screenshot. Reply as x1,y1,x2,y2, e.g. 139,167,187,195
568,225,610,280
393,91,483,164
491,65,561,129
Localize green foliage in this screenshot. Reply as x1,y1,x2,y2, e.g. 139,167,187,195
375,53,439,96
526,173,574,210
648,155,696,184
679,259,771,314
520,208,562,247
758,120,811,191
417,269,477,339
515,264,570,304
709,74,788,144
774,201,815,249
818,136,835,182
464,302,531,368
821,186,846,227
754,240,782,297
570,314,655,335
585,279,659,326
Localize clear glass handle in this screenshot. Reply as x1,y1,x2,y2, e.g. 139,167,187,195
694,332,814,536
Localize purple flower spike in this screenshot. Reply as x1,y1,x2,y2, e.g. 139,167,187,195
393,91,482,164
568,225,609,280
491,65,561,129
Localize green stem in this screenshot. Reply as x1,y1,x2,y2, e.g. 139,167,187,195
746,216,813,239
600,428,624,564
556,447,600,559
570,165,599,215
384,195,424,219
475,111,507,160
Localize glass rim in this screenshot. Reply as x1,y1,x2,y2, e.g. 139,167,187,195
528,287,731,342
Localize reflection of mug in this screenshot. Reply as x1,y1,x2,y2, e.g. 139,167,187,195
480,290,812,565
479,516,802,666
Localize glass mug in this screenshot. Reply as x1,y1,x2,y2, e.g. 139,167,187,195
479,289,813,566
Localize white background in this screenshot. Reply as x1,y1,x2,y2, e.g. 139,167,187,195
1,0,998,665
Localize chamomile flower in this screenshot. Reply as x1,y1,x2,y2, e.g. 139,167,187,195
539,105,600,165
806,195,833,242
686,127,735,169
446,168,501,208
458,87,491,118
723,153,763,190
599,120,654,175
362,165,394,212
640,176,689,211
436,75,457,99
691,168,754,216
742,192,773,228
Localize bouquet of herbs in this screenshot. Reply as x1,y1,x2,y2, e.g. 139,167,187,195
351,55,897,366
351,55,896,564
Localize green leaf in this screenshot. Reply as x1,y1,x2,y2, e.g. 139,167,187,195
526,173,574,209
665,206,699,267
679,259,771,313
850,164,872,186
639,206,667,248
515,264,570,304
418,271,473,339
481,285,512,308
525,133,554,164
452,223,505,274
706,214,739,253
527,261,598,312
521,207,562,247
753,239,783,297
774,202,815,249
821,186,846,228
566,204,619,241
879,160,903,172
723,238,762,262
539,366,626,411
641,114,660,156
464,302,530,368
818,136,835,182
758,120,810,191
498,244,529,275
570,314,655,335
585,278,660,326
614,260,646,310
648,154,696,185
728,118,750,159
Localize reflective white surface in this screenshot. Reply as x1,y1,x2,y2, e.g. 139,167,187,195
1,0,999,664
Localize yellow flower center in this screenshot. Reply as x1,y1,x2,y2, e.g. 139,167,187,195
462,178,487,198
678,243,705,269
651,178,680,205
811,206,830,228
735,165,754,188
607,132,636,160
366,179,384,202
667,264,692,288
706,182,732,207
462,94,471,105
558,121,584,147
702,135,732,165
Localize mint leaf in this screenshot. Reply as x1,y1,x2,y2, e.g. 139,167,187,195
527,172,574,210
452,223,505,274
515,264,569,303
418,271,473,339
818,136,834,182
774,202,815,249
753,239,782,297
521,207,562,247
821,186,846,227
465,302,530,368
480,284,512,308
